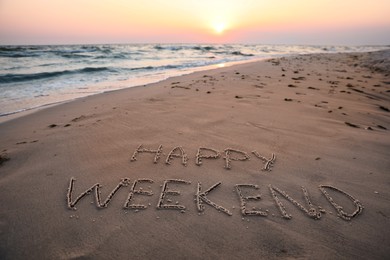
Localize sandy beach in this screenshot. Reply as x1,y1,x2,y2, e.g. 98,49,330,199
0,50,389,259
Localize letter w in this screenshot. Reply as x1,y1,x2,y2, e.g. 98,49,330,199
67,177,131,210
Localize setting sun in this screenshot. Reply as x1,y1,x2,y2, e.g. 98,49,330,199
213,22,227,34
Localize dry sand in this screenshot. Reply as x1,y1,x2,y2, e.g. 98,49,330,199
0,50,389,259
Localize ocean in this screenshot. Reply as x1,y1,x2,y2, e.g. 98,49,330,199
0,44,388,117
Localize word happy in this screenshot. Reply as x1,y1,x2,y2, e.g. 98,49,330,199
130,144,276,171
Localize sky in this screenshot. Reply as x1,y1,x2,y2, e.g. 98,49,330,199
0,0,389,45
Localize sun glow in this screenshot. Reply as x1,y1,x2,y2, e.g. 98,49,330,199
213,22,226,34
0,0,389,44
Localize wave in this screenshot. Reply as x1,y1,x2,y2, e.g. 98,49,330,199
192,46,216,51
0,46,32,52
154,45,184,51
230,51,254,56
0,67,115,84
0,45,119,59
94,54,129,59
152,44,255,57
129,64,179,71
0,53,37,58
60,53,92,59
0,44,253,60
0,46,50,58
154,44,217,52
0,50,41,58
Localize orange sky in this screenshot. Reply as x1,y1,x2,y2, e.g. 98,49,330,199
0,0,389,45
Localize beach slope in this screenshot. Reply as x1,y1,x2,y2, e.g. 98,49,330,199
0,50,389,259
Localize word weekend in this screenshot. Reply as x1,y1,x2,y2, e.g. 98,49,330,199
67,178,363,221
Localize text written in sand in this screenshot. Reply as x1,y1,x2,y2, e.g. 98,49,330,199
67,178,363,221
130,144,276,171
66,144,363,221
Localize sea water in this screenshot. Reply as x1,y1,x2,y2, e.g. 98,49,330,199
0,44,388,117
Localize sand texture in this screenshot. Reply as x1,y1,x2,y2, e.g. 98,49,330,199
0,50,389,259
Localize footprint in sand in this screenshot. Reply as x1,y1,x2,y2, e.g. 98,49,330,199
0,153,10,166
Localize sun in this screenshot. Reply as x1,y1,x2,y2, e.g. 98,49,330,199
213,22,226,34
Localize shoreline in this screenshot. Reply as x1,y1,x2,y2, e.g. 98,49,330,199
2,44,389,123
0,50,389,259
2,48,387,125
0,57,267,124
